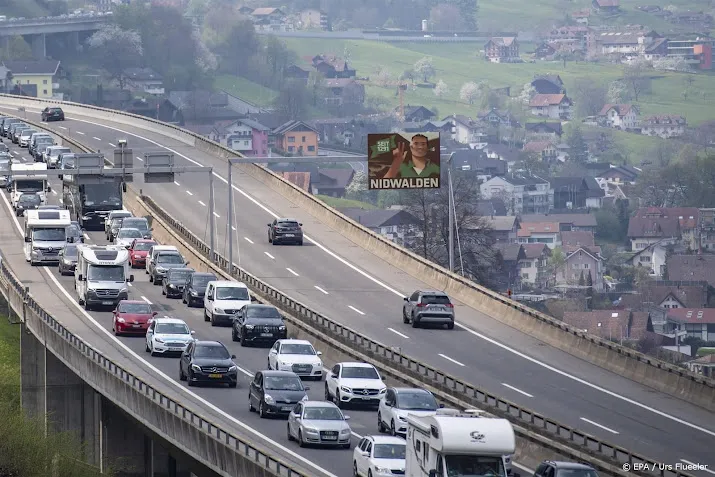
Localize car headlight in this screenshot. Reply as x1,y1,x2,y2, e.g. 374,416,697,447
379,388,387,394
300,394,309,402
214,308,224,314
279,325,286,331
375,467,390,473
168,284,175,288
190,290,198,296
228,365,237,372
340,386,352,393
155,338,164,343
31,247,40,252
264,394,275,404
340,428,351,434
117,317,125,323
398,415,407,421
119,287,128,294
277,361,286,367
303,427,319,434
245,324,254,329
81,215,91,220
156,267,166,273
190,364,201,372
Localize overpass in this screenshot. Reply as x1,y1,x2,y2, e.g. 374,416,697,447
0,95,713,476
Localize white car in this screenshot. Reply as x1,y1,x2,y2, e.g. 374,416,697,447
377,387,440,436
114,227,143,248
268,339,323,380
18,129,37,147
145,317,195,356
325,362,386,408
353,435,406,477
203,280,252,326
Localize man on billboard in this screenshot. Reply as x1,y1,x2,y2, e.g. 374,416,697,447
367,132,440,190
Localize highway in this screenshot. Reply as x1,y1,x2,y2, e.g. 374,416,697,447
2,107,715,476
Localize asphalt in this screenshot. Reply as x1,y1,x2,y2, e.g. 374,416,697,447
2,108,715,476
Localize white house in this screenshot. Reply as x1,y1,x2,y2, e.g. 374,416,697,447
641,115,686,138
444,115,487,146
123,67,164,95
529,94,572,120
598,104,639,129
517,222,561,249
480,175,554,215
519,243,552,285
626,239,675,277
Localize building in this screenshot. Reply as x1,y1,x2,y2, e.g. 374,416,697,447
557,246,604,290
632,207,699,250
546,28,590,52
619,282,708,310
400,105,435,122
484,37,520,63
698,208,715,252
592,0,620,13
495,244,527,288
517,222,561,249
525,121,563,139
484,216,519,243
521,213,598,232
529,94,572,120
561,230,597,252
687,354,715,378
598,32,642,55
480,175,554,215
598,104,639,130
444,115,487,145
309,55,355,79
667,38,713,70
530,75,565,95
523,141,558,162
666,309,715,341
551,176,605,209
251,7,288,31
641,115,687,138
167,90,243,124
299,9,328,30
217,118,270,157
477,108,520,128
484,144,521,167
596,164,640,184
2,60,61,99
277,166,354,197
666,254,715,288
451,150,507,180
338,208,420,246
562,310,653,342
519,243,551,286
123,67,164,95
273,120,319,156
627,208,683,252
627,239,674,277
534,42,557,59
322,79,365,107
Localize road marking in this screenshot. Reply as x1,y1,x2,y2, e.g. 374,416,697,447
198,200,206,207
108,142,116,147
438,354,465,367
58,126,67,130
185,190,193,196
76,131,85,135
501,383,533,398
264,252,275,259
387,328,409,339
83,233,90,240
580,418,619,434
680,460,715,475
174,181,180,186
243,237,253,244
93,136,102,141
314,286,329,295
135,156,143,162
348,305,365,315
140,296,152,305
9,151,14,155
231,226,236,231
213,212,220,218
286,268,299,276
51,190,57,195
127,282,132,287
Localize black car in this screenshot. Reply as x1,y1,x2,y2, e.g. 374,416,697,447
232,304,287,346
33,139,54,161
162,267,195,298
182,272,217,307
15,193,40,216
179,340,238,388
41,107,65,122
248,370,309,418
267,218,304,245
58,244,79,275
1,118,20,137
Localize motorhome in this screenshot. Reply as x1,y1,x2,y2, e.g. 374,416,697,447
24,209,72,265
75,244,134,310
11,163,49,207
405,409,516,477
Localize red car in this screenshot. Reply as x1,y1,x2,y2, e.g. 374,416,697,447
128,239,157,268
112,300,157,336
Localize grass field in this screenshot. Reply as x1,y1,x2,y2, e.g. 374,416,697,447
0,317,21,407
316,195,376,209
213,75,278,107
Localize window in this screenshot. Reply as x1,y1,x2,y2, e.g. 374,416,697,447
287,136,295,143
288,146,295,152
43,90,48,95
522,273,529,279
243,141,249,146
302,136,306,142
307,145,315,152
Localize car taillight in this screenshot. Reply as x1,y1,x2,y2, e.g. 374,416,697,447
445,303,454,308
416,303,425,307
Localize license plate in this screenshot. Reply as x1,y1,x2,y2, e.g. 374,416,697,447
260,333,273,337
322,435,338,441
362,396,372,400
132,324,141,328
208,373,222,378
102,301,114,306
284,234,294,237
282,406,293,411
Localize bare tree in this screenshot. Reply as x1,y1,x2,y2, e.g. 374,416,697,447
460,81,480,104
572,78,607,118
622,63,651,102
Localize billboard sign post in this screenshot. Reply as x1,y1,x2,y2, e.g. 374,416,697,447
367,132,440,190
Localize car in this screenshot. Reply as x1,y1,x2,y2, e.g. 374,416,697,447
162,267,195,298
11,125,29,143
128,239,156,268
325,362,387,409
248,370,309,418
377,387,440,436
146,244,178,275
203,280,252,326
44,146,71,168
106,216,126,241
65,222,83,244
179,340,238,388
268,339,323,380
2,118,21,137
231,304,287,346
145,317,195,356
181,272,216,307
114,227,144,248
353,435,406,477
112,300,157,336
287,401,352,448
533,461,598,477
104,210,132,238
150,251,189,286
29,133,52,156
18,129,38,147
268,218,304,245
34,140,54,161
15,193,40,216
41,107,65,122
58,244,79,275
121,217,151,239
0,142,8,153
402,290,455,329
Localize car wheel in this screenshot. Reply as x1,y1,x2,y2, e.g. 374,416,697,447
232,328,238,342
368,470,373,477
287,424,293,441
411,313,419,328
335,390,344,408
204,309,210,322
249,395,255,412
390,420,396,436
447,321,455,330
179,366,186,381
182,295,187,304
259,401,267,418
187,371,195,386
343,441,352,450
210,312,217,327
113,325,120,337
149,275,153,283
150,348,157,357
268,235,272,243
161,287,166,295
377,412,385,433
228,381,237,388
267,358,272,370
354,461,359,477
145,342,150,352
298,240,303,246
403,308,409,324
324,383,331,401
298,430,305,447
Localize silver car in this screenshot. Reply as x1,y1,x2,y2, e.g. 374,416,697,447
287,401,352,448
114,227,143,248
44,146,71,168
402,290,455,329
18,129,37,147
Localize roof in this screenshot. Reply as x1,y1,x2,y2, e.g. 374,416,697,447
599,33,640,45
278,339,312,344
561,231,596,251
518,222,560,237
632,207,699,229
642,115,686,125
495,174,549,186
152,317,187,324
238,118,271,131
533,74,564,85
339,362,377,368
666,308,715,324
624,284,708,309
529,94,568,107
522,243,551,259
487,37,518,46
311,54,351,72
523,141,554,153
627,215,679,239
525,122,563,134
594,0,620,7
364,435,407,445
598,104,638,117
666,255,715,287
315,168,354,189
691,354,715,365
273,120,318,135
337,208,419,228
597,165,640,181
484,216,517,232
252,7,282,15
282,172,311,193
562,310,644,340
566,245,602,260
2,60,60,76
520,213,597,228
495,243,524,262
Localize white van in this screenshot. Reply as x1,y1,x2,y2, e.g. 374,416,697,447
24,209,71,265
146,244,178,274
203,281,252,326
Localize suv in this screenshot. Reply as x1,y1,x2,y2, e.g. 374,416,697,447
248,370,309,418
533,462,598,477
162,267,195,298
105,210,132,240
150,251,189,285
325,362,387,408
231,304,287,346
377,387,440,436
267,218,304,245
41,106,65,122
402,290,455,329
121,216,152,239
182,272,217,307
179,340,238,388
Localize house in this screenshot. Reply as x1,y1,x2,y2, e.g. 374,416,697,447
400,105,435,122
337,208,420,246
484,144,522,166
519,243,552,286
521,213,598,232
698,208,715,252
477,198,508,217
598,104,639,130
167,90,243,124
322,79,365,107
643,37,669,59
687,354,715,378
484,216,519,243
561,230,598,253
123,67,164,95
72,86,132,112
562,311,653,342
631,207,699,250
517,222,561,249
495,243,527,288
666,254,715,288
523,141,558,161
251,7,288,30
627,208,682,252
551,177,605,209
592,0,620,13
598,33,641,55
309,54,355,79
619,282,708,310
530,75,565,95
666,309,715,341
525,121,563,139
273,165,354,197
627,239,673,277
597,164,640,184
534,42,557,59
451,149,507,180
444,115,487,145
273,120,320,156
2,60,61,99
557,246,604,290
484,37,520,63
477,108,520,128
285,64,311,81
214,118,271,157
123,97,178,121
299,9,328,30
480,175,554,215
546,27,590,50
529,93,572,120
641,115,686,138
282,172,311,193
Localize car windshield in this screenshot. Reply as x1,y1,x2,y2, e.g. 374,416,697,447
61,158,75,168
396,392,438,410
422,295,451,305
52,148,71,156
246,307,281,319
21,130,37,137
157,254,184,264
373,444,406,460
16,180,44,192
32,228,65,241
87,265,125,282
63,245,78,257
111,218,124,227
155,323,189,335
118,303,152,314
118,228,142,238
123,219,148,230
132,241,155,251
445,456,504,477
341,366,379,379
192,275,214,287
556,470,599,477
194,345,230,359
19,194,40,204
169,270,192,280
278,221,300,228
215,287,249,300
303,407,343,420
280,343,315,355
264,376,304,391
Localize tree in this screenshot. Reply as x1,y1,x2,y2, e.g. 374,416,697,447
546,247,566,286
622,63,651,102
306,70,327,107
413,57,436,83
460,81,480,104
429,4,465,31
607,80,628,103
374,65,392,87
443,0,479,30
273,80,310,121
0,36,32,61
517,82,536,105
186,0,210,22
572,78,607,118
565,124,589,163
434,79,449,97
86,25,143,89
399,69,416,84
578,270,585,286
345,170,369,201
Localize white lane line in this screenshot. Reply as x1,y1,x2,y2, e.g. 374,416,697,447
76,131,85,135
36,107,715,440
185,190,193,196
127,282,132,287
348,305,365,315
58,126,67,130
580,417,619,434
243,237,253,244
213,212,220,218
387,328,409,339
680,460,715,475
135,156,143,162
502,383,533,398
231,226,236,231
198,200,206,207
93,136,102,141
51,190,57,195
264,252,275,259
82,233,90,241
108,142,116,147
286,268,299,277
140,296,152,305
174,181,180,186
314,286,329,295
438,353,465,367
9,151,14,155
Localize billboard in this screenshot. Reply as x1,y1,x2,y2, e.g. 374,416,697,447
367,132,440,190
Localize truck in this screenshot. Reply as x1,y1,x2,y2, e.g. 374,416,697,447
405,409,516,477
62,178,123,231
75,244,134,310
10,163,49,207
24,209,72,265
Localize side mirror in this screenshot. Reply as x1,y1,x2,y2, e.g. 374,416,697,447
250,296,257,302
330,373,337,379
185,261,190,266
267,223,271,227
24,236,31,243
46,185,51,192
191,330,196,335
152,311,158,316
403,297,409,302
78,274,84,281
361,450,369,457
439,403,445,408
304,386,310,391
299,223,303,226
316,351,322,356
344,415,351,421
231,354,237,359
149,228,154,232
207,296,213,301
128,275,135,282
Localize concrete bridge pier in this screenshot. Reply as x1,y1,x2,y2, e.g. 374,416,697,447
30,33,46,59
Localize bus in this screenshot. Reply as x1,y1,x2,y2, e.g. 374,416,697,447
62,179,123,230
